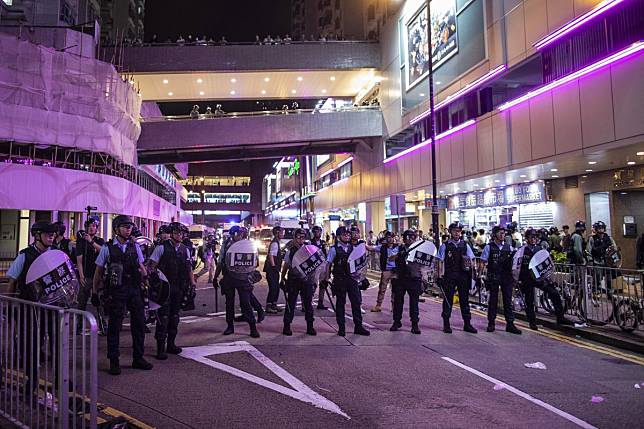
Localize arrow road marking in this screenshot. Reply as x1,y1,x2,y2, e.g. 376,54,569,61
180,341,350,419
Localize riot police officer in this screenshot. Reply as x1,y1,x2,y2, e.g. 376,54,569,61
480,225,521,334
76,216,105,316
587,220,618,291
280,229,317,336
323,226,370,336
148,222,196,360
370,231,398,313
390,229,422,334
213,226,260,338
7,221,59,393
53,221,75,261
310,225,329,310
513,228,573,330
264,226,285,313
436,222,478,334
93,215,153,375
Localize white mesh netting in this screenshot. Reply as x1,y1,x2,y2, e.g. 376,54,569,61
0,32,141,165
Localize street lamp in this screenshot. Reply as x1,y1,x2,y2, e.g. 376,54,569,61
426,0,440,244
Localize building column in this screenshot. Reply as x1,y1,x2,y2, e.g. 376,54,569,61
365,201,385,234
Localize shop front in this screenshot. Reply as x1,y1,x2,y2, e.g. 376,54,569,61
446,181,554,232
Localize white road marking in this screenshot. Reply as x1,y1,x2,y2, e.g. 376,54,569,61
441,357,598,429
180,341,349,419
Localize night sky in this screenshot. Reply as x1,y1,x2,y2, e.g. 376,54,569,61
144,0,293,43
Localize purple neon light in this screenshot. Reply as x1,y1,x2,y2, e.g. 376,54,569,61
383,119,476,165
499,41,644,111
410,65,507,125
534,0,625,50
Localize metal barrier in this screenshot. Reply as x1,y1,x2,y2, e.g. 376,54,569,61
0,295,97,429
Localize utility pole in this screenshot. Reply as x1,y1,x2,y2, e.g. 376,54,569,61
426,0,440,244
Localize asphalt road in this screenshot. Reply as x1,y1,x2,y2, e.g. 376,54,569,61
95,268,644,429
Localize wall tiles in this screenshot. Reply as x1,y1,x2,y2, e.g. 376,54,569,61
492,113,510,168
579,70,616,147
529,94,556,159
523,0,548,49
506,3,527,64
451,131,465,179
610,54,644,141
462,123,479,175
509,105,532,164
546,0,574,33
552,80,583,154
476,118,494,172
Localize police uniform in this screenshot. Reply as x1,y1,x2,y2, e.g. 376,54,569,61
310,236,328,309
95,238,148,364
149,239,191,354
481,240,518,331
391,243,422,332
436,239,476,331
513,243,570,328
326,241,369,336
263,236,283,311
587,231,617,290
219,239,260,337
372,242,398,310
282,244,316,335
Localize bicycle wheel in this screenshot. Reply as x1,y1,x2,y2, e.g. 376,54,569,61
614,299,638,333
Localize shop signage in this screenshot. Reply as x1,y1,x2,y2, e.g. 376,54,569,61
424,198,448,209
448,182,545,210
287,159,301,178
328,215,341,221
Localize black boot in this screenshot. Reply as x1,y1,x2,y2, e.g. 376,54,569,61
306,322,317,336
257,308,266,323
108,359,121,375
354,325,370,336
442,318,452,334
132,357,153,370
487,323,495,332
155,340,168,360
529,322,539,330
506,323,522,335
389,321,402,332
223,324,234,335
166,336,182,354
411,322,421,335
337,325,346,337
249,324,260,338
463,322,478,334
282,323,293,336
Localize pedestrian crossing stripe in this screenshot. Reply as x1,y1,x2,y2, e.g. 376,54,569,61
180,341,350,419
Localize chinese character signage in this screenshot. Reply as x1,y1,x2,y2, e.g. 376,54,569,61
448,182,545,210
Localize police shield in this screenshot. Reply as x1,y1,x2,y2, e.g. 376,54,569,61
291,244,325,282
406,240,437,278
348,242,368,282
225,239,258,279
528,249,555,282
25,250,79,307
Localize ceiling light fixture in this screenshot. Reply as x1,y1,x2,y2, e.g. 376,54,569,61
199,91,205,96
330,76,336,81
520,174,527,178
230,90,236,95
637,151,644,156
197,78,203,83
627,161,635,165
291,89,297,94
321,89,327,94
419,93,425,97
261,90,266,95
264,77,270,82
552,175,559,178
297,76,303,81
588,161,597,165
163,79,169,84
167,92,173,96
585,169,593,172
550,168,558,172
494,180,500,183
230,78,237,83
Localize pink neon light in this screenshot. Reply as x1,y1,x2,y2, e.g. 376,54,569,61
499,42,644,111
534,0,625,50
383,119,476,165
410,65,507,125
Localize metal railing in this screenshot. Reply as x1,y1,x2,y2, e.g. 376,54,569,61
0,296,98,429
368,259,644,334
142,105,382,123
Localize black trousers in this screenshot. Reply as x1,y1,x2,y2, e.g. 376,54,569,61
333,278,363,328
441,275,472,322
223,277,256,327
284,280,315,325
520,280,564,323
392,278,422,324
106,286,146,361
487,278,515,324
266,269,280,304
155,284,183,343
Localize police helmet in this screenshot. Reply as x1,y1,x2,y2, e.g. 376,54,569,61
402,229,417,240
158,225,169,234
293,228,306,238
448,221,463,231
229,225,241,236
549,226,559,235
312,225,322,232
112,215,135,230
84,216,100,228
524,228,538,238
53,221,66,235
272,225,282,235
168,222,184,234
383,230,393,237
336,226,349,236
238,226,249,238
593,221,606,231
491,225,506,236
575,220,586,230
31,221,58,236
349,225,360,232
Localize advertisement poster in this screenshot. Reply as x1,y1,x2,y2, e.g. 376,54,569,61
405,0,458,90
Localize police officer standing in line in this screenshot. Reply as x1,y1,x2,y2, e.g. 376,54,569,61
53,221,75,261
280,229,317,336
480,225,522,334
213,226,261,338
513,228,573,330
6,221,59,394
570,221,587,265
93,215,153,375
322,226,370,336
587,220,618,289
147,222,196,360
155,225,170,246
370,231,398,313
389,229,422,334
76,216,105,315
435,222,478,334
309,225,329,310
264,226,285,314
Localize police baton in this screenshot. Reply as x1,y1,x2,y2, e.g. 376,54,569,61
436,278,453,310
324,285,336,312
